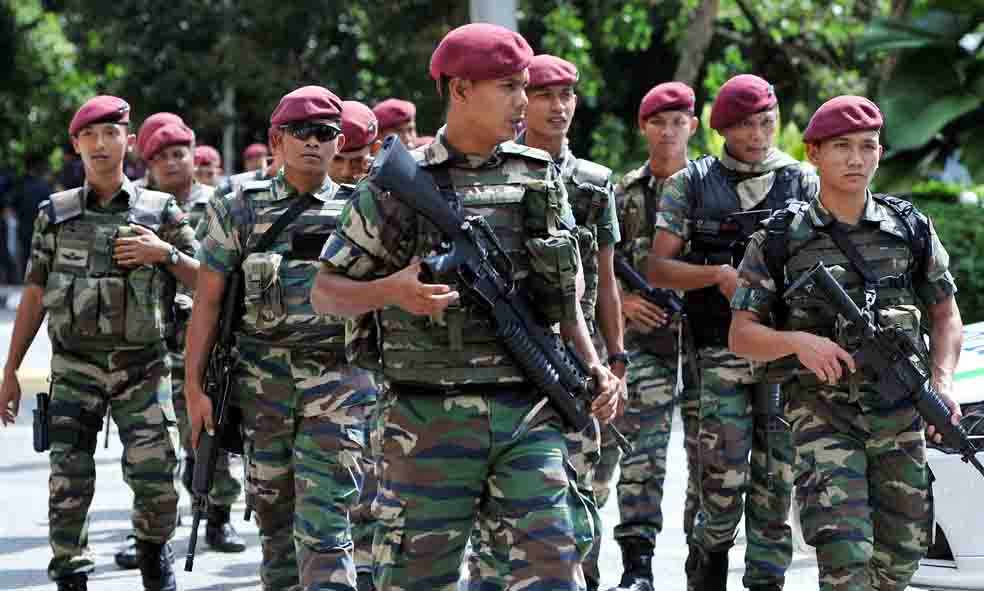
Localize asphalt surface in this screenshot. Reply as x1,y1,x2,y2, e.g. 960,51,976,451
0,296,823,590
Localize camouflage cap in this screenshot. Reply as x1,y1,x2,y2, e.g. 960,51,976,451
194,145,221,166
638,82,695,121
136,112,184,156
143,123,195,162
429,23,533,82
70,95,131,136
710,74,777,131
243,142,269,160
527,54,578,89
803,95,883,143
340,100,379,153
372,98,416,130
270,85,343,126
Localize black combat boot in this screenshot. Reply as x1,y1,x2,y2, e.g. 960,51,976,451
609,536,654,591
685,544,730,591
357,570,376,591
181,456,195,497
747,585,782,591
585,573,600,591
114,534,139,570
55,574,87,591
135,538,177,591
205,504,246,552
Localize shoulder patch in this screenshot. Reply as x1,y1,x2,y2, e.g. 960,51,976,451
499,140,553,163
47,188,84,224
572,158,612,188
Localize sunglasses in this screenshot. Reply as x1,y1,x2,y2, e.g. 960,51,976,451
280,122,341,143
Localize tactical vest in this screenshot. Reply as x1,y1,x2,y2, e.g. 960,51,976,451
685,156,806,347
779,196,928,386
237,179,347,351
560,152,612,329
42,187,173,351
377,146,574,387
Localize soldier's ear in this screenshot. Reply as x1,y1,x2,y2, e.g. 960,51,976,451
448,78,471,105
689,116,699,136
805,142,822,165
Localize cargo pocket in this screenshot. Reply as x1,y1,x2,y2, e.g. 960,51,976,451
43,272,74,343
70,277,101,337
125,267,165,343
525,232,580,323
98,277,125,337
242,252,285,334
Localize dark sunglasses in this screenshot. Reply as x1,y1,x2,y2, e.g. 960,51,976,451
280,122,341,142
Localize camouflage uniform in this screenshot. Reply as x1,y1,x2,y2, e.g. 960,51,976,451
600,162,701,548
321,131,589,591
27,179,196,580
465,138,619,589
199,170,375,591
655,148,818,588
732,193,955,591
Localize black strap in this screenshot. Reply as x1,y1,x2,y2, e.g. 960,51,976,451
248,193,316,257
825,222,879,314
764,209,794,328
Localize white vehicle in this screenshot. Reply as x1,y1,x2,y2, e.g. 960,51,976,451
911,321,984,590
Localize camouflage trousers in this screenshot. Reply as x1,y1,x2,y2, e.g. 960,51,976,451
46,348,178,580
692,347,793,588
171,351,242,507
234,344,375,591
788,387,930,591
374,385,588,591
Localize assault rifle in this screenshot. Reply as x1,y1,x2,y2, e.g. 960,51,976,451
784,262,984,479
369,136,632,455
185,275,245,572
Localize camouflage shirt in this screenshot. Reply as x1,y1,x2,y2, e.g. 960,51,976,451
732,191,957,321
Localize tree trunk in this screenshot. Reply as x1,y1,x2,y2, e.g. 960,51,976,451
673,0,720,86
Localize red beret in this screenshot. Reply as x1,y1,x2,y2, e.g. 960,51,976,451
136,112,184,156
372,99,416,131
528,54,578,89
429,23,533,82
638,82,695,121
143,123,195,162
710,74,777,131
803,95,883,143
70,95,130,136
270,85,343,126
340,101,379,153
243,143,269,160
194,145,221,166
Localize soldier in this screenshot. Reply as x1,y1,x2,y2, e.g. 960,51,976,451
729,96,963,591
597,82,702,591
327,99,382,591
648,74,819,591
185,85,373,591
243,142,270,172
194,145,223,186
328,101,380,185
312,23,620,591
0,95,200,591
133,112,185,189
463,53,624,591
372,98,417,148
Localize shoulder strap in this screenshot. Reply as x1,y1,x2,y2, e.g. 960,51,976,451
872,193,929,274
825,222,880,314
763,205,798,328
249,194,316,256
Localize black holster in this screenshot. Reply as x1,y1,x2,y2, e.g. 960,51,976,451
33,392,50,453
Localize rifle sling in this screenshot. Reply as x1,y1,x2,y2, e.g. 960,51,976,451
249,193,317,256
824,221,879,314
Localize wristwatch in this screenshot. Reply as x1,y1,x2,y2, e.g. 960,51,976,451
167,245,179,266
607,351,631,367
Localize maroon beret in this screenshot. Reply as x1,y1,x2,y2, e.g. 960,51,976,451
194,145,221,166
136,112,184,156
528,54,578,89
710,74,777,131
372,99,416,131
803,95,883,143
339,101,379,153
70,95,131,136
243,143,269,160
270,85,343,126
638,82,695,121
143,123,195,162
429,23,533,82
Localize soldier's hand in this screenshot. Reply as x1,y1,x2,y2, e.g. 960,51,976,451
186,383,215,449
589,364,620,423
715,264,740,300
926,378,962,444
791,332,856,384
622,294,668,329
0,369,22,426
114,224,170,267
391,261,459,316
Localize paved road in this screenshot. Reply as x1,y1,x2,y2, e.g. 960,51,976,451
0,298,822,590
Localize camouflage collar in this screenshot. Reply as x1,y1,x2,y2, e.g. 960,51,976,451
418,126,504,169
271,167,339,203
619,163,651,190
82,175,138,209
807,190,903,238
514,130,570,166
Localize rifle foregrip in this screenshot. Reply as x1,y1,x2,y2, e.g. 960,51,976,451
916,386,975,455
192,430,217,496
